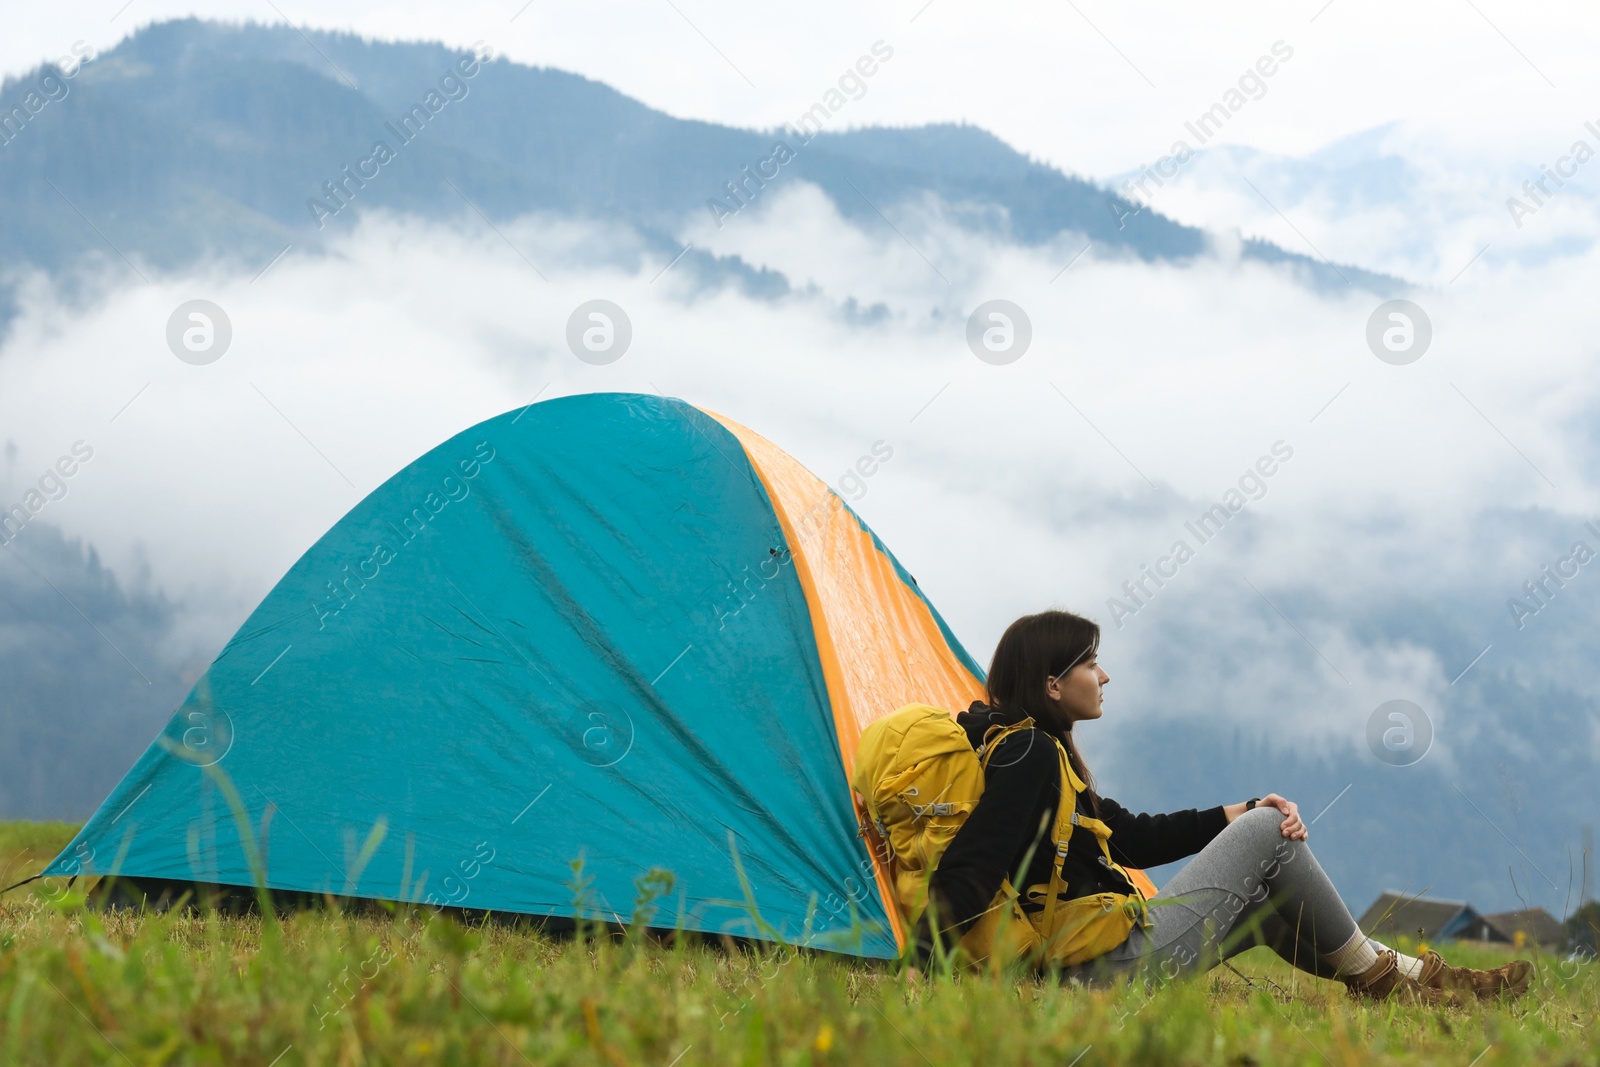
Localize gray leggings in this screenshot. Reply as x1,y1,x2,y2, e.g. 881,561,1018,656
1060,807,1362,985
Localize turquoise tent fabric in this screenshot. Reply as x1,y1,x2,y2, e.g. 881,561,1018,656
43,393,897,956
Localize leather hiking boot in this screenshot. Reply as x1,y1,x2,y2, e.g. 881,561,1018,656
1343,949,1442,1005
1417,950,1533,1001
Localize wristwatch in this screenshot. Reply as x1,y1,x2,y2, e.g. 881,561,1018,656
1245,797,1261,811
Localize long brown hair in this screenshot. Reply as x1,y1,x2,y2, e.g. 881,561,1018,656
986,609,1102,814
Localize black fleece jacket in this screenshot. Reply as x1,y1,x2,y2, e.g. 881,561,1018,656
913,701,1228,959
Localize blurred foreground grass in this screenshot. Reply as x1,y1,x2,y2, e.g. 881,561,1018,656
1,821,1595,1066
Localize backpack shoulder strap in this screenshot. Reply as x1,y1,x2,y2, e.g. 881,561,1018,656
973,721,1103,936
974,717,1036,766
1038,735,1092,936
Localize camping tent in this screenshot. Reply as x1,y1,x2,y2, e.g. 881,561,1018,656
40,393,999,957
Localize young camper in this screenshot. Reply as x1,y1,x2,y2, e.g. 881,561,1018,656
879,609,1532,1002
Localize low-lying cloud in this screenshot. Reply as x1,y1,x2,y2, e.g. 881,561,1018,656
2,178,1598,775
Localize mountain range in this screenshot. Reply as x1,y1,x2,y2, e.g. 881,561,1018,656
0,18,1395,308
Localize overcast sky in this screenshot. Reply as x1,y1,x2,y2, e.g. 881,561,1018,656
8,0,1598,181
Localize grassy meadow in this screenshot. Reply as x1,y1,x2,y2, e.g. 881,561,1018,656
1,821,1596,1066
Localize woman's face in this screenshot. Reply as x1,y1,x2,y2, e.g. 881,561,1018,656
1045,653,1109,724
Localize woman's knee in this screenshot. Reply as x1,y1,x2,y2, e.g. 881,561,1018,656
1229,809,1306,877
1230,805,1288,845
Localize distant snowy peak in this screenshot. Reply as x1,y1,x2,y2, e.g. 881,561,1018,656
1102,122,1600,283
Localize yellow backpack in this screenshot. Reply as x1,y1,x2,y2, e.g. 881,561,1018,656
850,703,1153,969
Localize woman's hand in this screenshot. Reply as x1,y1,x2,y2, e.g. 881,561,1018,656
1225,794,1308,839
1258,794,1307,840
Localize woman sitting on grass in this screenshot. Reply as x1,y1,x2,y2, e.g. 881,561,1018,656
911,609,1532,1002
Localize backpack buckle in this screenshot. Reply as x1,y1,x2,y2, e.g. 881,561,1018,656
911,802,956,817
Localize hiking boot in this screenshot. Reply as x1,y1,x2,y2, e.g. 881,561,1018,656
1343,949,1442,1004
1417,950,1533,1001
